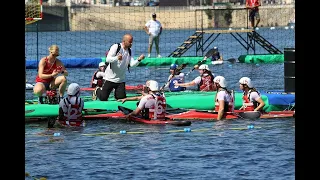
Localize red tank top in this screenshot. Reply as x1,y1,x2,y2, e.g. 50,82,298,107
247,0,259,7
35,57,58,83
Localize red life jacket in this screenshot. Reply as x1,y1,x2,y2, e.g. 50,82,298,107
214,89,234,112
242,89,260,111
142,93,166,120
199,74,214,91
58,97,84,127
35,57,58,83
90,69,104,88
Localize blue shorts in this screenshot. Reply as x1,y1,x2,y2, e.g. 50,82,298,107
40,82,51,91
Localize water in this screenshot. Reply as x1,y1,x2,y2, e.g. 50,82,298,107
25,119,295,180
25,27,295,61
25,28,295,179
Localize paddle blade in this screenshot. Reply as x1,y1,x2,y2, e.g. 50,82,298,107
118,106,133,115
238,111,261,120
226,58,237,63
25,109,35,114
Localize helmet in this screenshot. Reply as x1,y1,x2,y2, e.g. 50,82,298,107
199,64,210,71
67,83,80,96
213,46,218,50
99,62,106,67
146,80,159,91
239,77,253,88
170,64,178,70
213,76,227,88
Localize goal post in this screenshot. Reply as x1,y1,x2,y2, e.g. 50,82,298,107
25,0,43,25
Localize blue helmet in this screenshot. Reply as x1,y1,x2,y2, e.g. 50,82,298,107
170,64,178,70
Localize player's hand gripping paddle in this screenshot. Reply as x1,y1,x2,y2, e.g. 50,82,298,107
159,63,187,92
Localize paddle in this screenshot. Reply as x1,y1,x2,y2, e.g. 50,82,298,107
185,48,218,76
194,109,261,120
160,63,187,91
118,106,133,115
25,109,35,114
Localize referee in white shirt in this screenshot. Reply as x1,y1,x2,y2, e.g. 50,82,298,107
144,13,162,58
93,34,145,101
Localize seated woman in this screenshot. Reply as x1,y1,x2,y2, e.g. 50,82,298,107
90,62,106,88
163,64,186,92
125,80,166,120
238,77,265,112
174,64,215,91
211,46,223,64
213,76,234,120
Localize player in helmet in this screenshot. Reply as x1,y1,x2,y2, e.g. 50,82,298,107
213,76,234,120
53,83,85,127
174,64,215,91
238,77,265,112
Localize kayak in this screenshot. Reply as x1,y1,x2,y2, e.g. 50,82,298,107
127,115,192,126
212,61,223,65
117,106,192,126
26,83,34,90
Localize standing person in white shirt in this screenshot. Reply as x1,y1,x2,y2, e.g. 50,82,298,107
144,13,162,58
92,34,145,101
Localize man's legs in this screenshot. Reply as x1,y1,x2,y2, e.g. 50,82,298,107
148,35,154,57
155,36,161,57
255,11,260,28
96,80,116,101
114,82,127,100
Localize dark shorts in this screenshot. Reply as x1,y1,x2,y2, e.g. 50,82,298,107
96,80,126,101
249,8,260,21
40,82,51,91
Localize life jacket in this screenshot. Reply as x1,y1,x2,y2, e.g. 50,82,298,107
242,89,261,111
90,69,104,88
247,0,260,8
58,97,84,127
141,93,166,120
211,52,221,61
198,73,214,91
105,43,131,73
35,57,58,83
169,77,186,92
214,88,234,112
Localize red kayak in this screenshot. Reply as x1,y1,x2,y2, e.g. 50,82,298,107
80,84,143,91
127,116,192,126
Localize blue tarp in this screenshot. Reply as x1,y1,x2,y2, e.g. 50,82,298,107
261,91,295,106
26,57,102,69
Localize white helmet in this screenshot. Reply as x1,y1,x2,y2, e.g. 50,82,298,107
99,62,106,67
239,77,253,88
146,80,159,91
213,76,227,88
199,64,210,71
67,83,80,96
213,46,218,50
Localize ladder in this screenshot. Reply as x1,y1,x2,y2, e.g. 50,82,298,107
168,31,204,57
248,31,282,54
